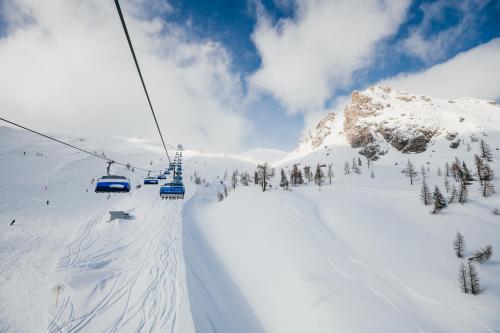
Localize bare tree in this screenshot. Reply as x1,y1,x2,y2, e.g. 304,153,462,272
327,164,334,185
480,139,493,162
256,163,275,192
454,232,465,258
459,262,469,294
468,261,481,295
471,245,493,263
420,178,432,205
481,163,495,197
402,159,418,185
314,164,325,186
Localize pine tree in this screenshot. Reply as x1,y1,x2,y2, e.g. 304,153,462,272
468,261,481,295
472,245,493,263
432,186,447,214
314,164,325,186
459,262,469,294
420,178,432,205
445,162,450,177
256,163,274,192
449,185,458,204
421,165,427,179
280,169,289,190
366,156,371,169
462,162,474,182
344,162,350,175
474,154,484,185
454,232,465,258
458,178,468,204
402,159,418,185
437,167,442,177
231,170,238,190
353,162,361,175
297,169,304,185
327,164,334,186
217,191,224,202
304,166,312,182
481,163,495,197
352,158,357,171
480,139,493,162
444,176,451,193
291,164,300,186
253,171,259,185
357,157,362,167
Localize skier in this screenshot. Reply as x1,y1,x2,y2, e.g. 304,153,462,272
46,200,50,206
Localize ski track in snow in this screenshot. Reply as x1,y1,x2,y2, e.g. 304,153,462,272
47,190,189,333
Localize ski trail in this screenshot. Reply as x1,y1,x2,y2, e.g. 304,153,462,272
48,189,193,333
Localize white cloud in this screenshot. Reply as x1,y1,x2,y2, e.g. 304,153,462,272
402,0,490,64
382,38,500,100
249,0,411,114
0,0,249,152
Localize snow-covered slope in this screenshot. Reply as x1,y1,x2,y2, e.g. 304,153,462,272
1,86,500,333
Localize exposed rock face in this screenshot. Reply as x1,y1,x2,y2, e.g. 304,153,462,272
343,87,440,157
299,113,336,149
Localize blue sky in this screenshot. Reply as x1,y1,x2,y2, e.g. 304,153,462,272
0,0,499,152
164,0,500,150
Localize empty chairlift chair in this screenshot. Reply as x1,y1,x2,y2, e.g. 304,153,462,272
95,161,131,193
144,176,159,185
160,181,185,199
95,175,131,193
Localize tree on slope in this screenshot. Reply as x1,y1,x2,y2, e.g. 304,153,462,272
314,164,325,186
432,186,446,214
468,261,481,295
304,166,312,182
327,164,334,185
448,185,458,204
459,262,469,294
280,169,289,190
420,178,432,205
256,163,274,192
454,232,465,258
472,245,493,264
480,139,493,162
231,170,238,190
344,162,350,175
474,154,484,185
481,163,495,197
402,159,418,185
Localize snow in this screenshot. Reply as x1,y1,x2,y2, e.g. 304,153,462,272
1,87,500,332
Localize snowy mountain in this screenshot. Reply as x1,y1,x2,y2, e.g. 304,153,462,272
294,86,500,161
1,86,500,333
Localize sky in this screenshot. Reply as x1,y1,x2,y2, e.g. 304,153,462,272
0,0,499,153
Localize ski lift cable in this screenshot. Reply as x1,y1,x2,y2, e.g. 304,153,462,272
0,117,160,173
114,0,171,164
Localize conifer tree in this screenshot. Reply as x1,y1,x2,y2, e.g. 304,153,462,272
445,162,450,177
437,167,442,177
327,164,334,185
280,169,289,190
472,245,493,263
256,163,274,192
370,170,375,178
480,139,493,162
432,186,446,214
357,157,362,167
462,162,474,182
402,159,418,185
444,176,451,193
481,163,495,197
344,162,350,175
454,232,465,258
468,261,481,295
459,262,469,294
314,164,325,186
474,154,484,185
449,185,458,204
230,170,239,189
420,178,432,205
